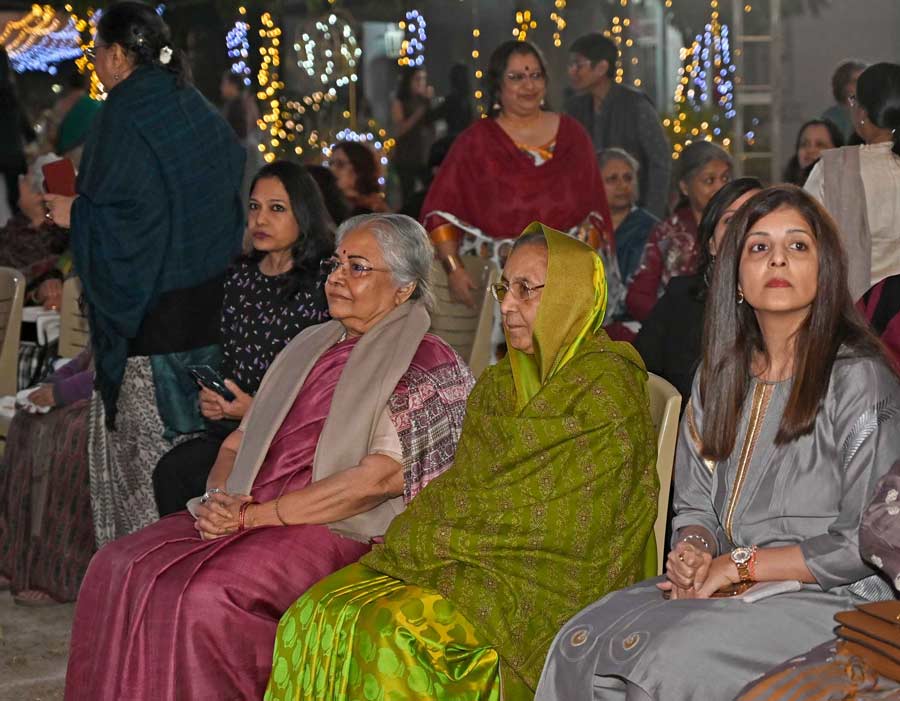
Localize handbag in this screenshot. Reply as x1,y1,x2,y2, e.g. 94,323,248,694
834,600,900,681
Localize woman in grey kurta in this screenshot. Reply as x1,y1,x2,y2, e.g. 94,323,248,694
535,185,900,701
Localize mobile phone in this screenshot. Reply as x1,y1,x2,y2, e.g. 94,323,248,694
41,158,77,196
187,365,236,402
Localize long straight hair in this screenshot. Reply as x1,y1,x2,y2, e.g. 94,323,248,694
699,185,893,459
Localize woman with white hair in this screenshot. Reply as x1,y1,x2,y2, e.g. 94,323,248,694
65,213,475,701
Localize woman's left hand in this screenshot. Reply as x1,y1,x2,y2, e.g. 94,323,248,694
194,491,253,540
27,384,56,408
694,554,742,599
42,194,76,229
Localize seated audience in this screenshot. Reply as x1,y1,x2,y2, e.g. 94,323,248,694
328,141,390,216
535,186,900,701
859,274,900,367
805,62,900,302
152,162,332,515
64,214,474,700
782,118,843,185
265,224,658,700
0,350,94,605
737,459,900,699
626,140,732,322
635,177,762,400
599,147,659,287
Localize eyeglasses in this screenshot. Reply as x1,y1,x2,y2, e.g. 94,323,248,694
328,157,351,169
567,59,591,70
85,41,107,60
320,257,390,279
504,71,546,84
491,280,545,302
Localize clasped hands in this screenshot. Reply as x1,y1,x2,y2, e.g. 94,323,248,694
194,491,253,540
656,541,741,599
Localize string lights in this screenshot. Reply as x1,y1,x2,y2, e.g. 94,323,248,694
324,127,394,186
663,0,736,158
256,11,284,163
1,5,81,74
602,2,640,87
471,0,484,115
550,0,567,48
397,9,426,67
512,9,536,42
226,7,251,86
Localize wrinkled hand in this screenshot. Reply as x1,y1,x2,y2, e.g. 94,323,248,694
42,194,76,229
194,491,253,540
27,384,55,408
447,266,477,308
656,541,713,599
695,554,741,599
37,278,63,310
199,380,252,421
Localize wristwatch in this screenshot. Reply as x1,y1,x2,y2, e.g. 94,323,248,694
730,545,757,583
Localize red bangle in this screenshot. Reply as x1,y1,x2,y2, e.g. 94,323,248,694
238,501,255,532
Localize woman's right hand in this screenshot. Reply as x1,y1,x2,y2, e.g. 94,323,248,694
199,386,225,420
656,540,713,599
448,266,477,308
27,384,56,408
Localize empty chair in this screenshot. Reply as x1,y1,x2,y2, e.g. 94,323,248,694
646,372,682,575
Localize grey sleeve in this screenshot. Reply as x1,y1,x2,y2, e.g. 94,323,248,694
671,376,720,549
636,100,672,219
800,359,900,590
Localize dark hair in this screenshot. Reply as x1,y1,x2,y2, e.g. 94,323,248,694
692,176,763,300
782,119,844,185
699,185,892,458
243,161,335,299
97,1,190,86
831,59,868,103
856,62,900,158
0,48,15,108
569,33,617,78
63,65,91,92
396,65,425,102
304,164,350,225
332,141,381,195
486,40,550,118
0,47,12,85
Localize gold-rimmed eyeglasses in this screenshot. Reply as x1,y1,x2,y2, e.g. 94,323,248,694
491,280,545,302
320,257,391,279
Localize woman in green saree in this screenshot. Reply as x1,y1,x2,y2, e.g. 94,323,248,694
264,223,659,700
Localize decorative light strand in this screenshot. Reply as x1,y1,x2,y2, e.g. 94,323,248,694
550,0,567,48
512,9,536,42
397,9,426,67
227,7,251,86
295,12,360,90
256,11,284,163
324,127,393,186
471,0,484,115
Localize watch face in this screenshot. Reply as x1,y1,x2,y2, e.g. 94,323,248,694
731,546,752,564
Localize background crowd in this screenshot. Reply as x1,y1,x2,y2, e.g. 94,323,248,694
0,1,899,700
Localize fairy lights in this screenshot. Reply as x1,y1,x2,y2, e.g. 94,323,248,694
397,10,426,67
550,0,567,48
295,13,360,89
256,11,284,164
226,8,251,86
1,5,82,74
665,0,736,158
513,9,536,42
324,127,394,186
471,1,484,115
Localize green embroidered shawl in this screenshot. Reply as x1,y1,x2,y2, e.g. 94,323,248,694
362,223,659,692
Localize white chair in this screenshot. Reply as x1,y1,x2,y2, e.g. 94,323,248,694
429,256,498,379
647,373,682,575
58,277,90,360
0,267,26,453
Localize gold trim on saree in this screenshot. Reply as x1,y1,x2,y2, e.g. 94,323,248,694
724,382,774,545
686,403,716,473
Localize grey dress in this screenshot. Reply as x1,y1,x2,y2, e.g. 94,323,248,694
535,354,900,701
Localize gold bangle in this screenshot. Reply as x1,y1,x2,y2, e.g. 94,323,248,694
429,223,459,246
441,254,460,274
274,495,289,526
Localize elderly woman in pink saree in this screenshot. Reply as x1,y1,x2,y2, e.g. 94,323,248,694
64,214,474,700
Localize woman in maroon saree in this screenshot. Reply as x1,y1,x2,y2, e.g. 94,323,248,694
64,214,474,700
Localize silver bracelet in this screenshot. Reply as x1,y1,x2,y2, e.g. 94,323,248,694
200,487,223,504
679,533,711,551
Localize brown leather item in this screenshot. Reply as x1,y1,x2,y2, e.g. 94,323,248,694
857,600,900,626
837,626,900,666
836,609,900,648
838,639,900,682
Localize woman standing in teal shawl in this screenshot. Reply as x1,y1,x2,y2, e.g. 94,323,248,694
264,223,658,700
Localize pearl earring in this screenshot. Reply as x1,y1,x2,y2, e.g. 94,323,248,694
736,290,745,305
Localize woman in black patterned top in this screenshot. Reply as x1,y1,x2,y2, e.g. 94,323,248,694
153,161,333,514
